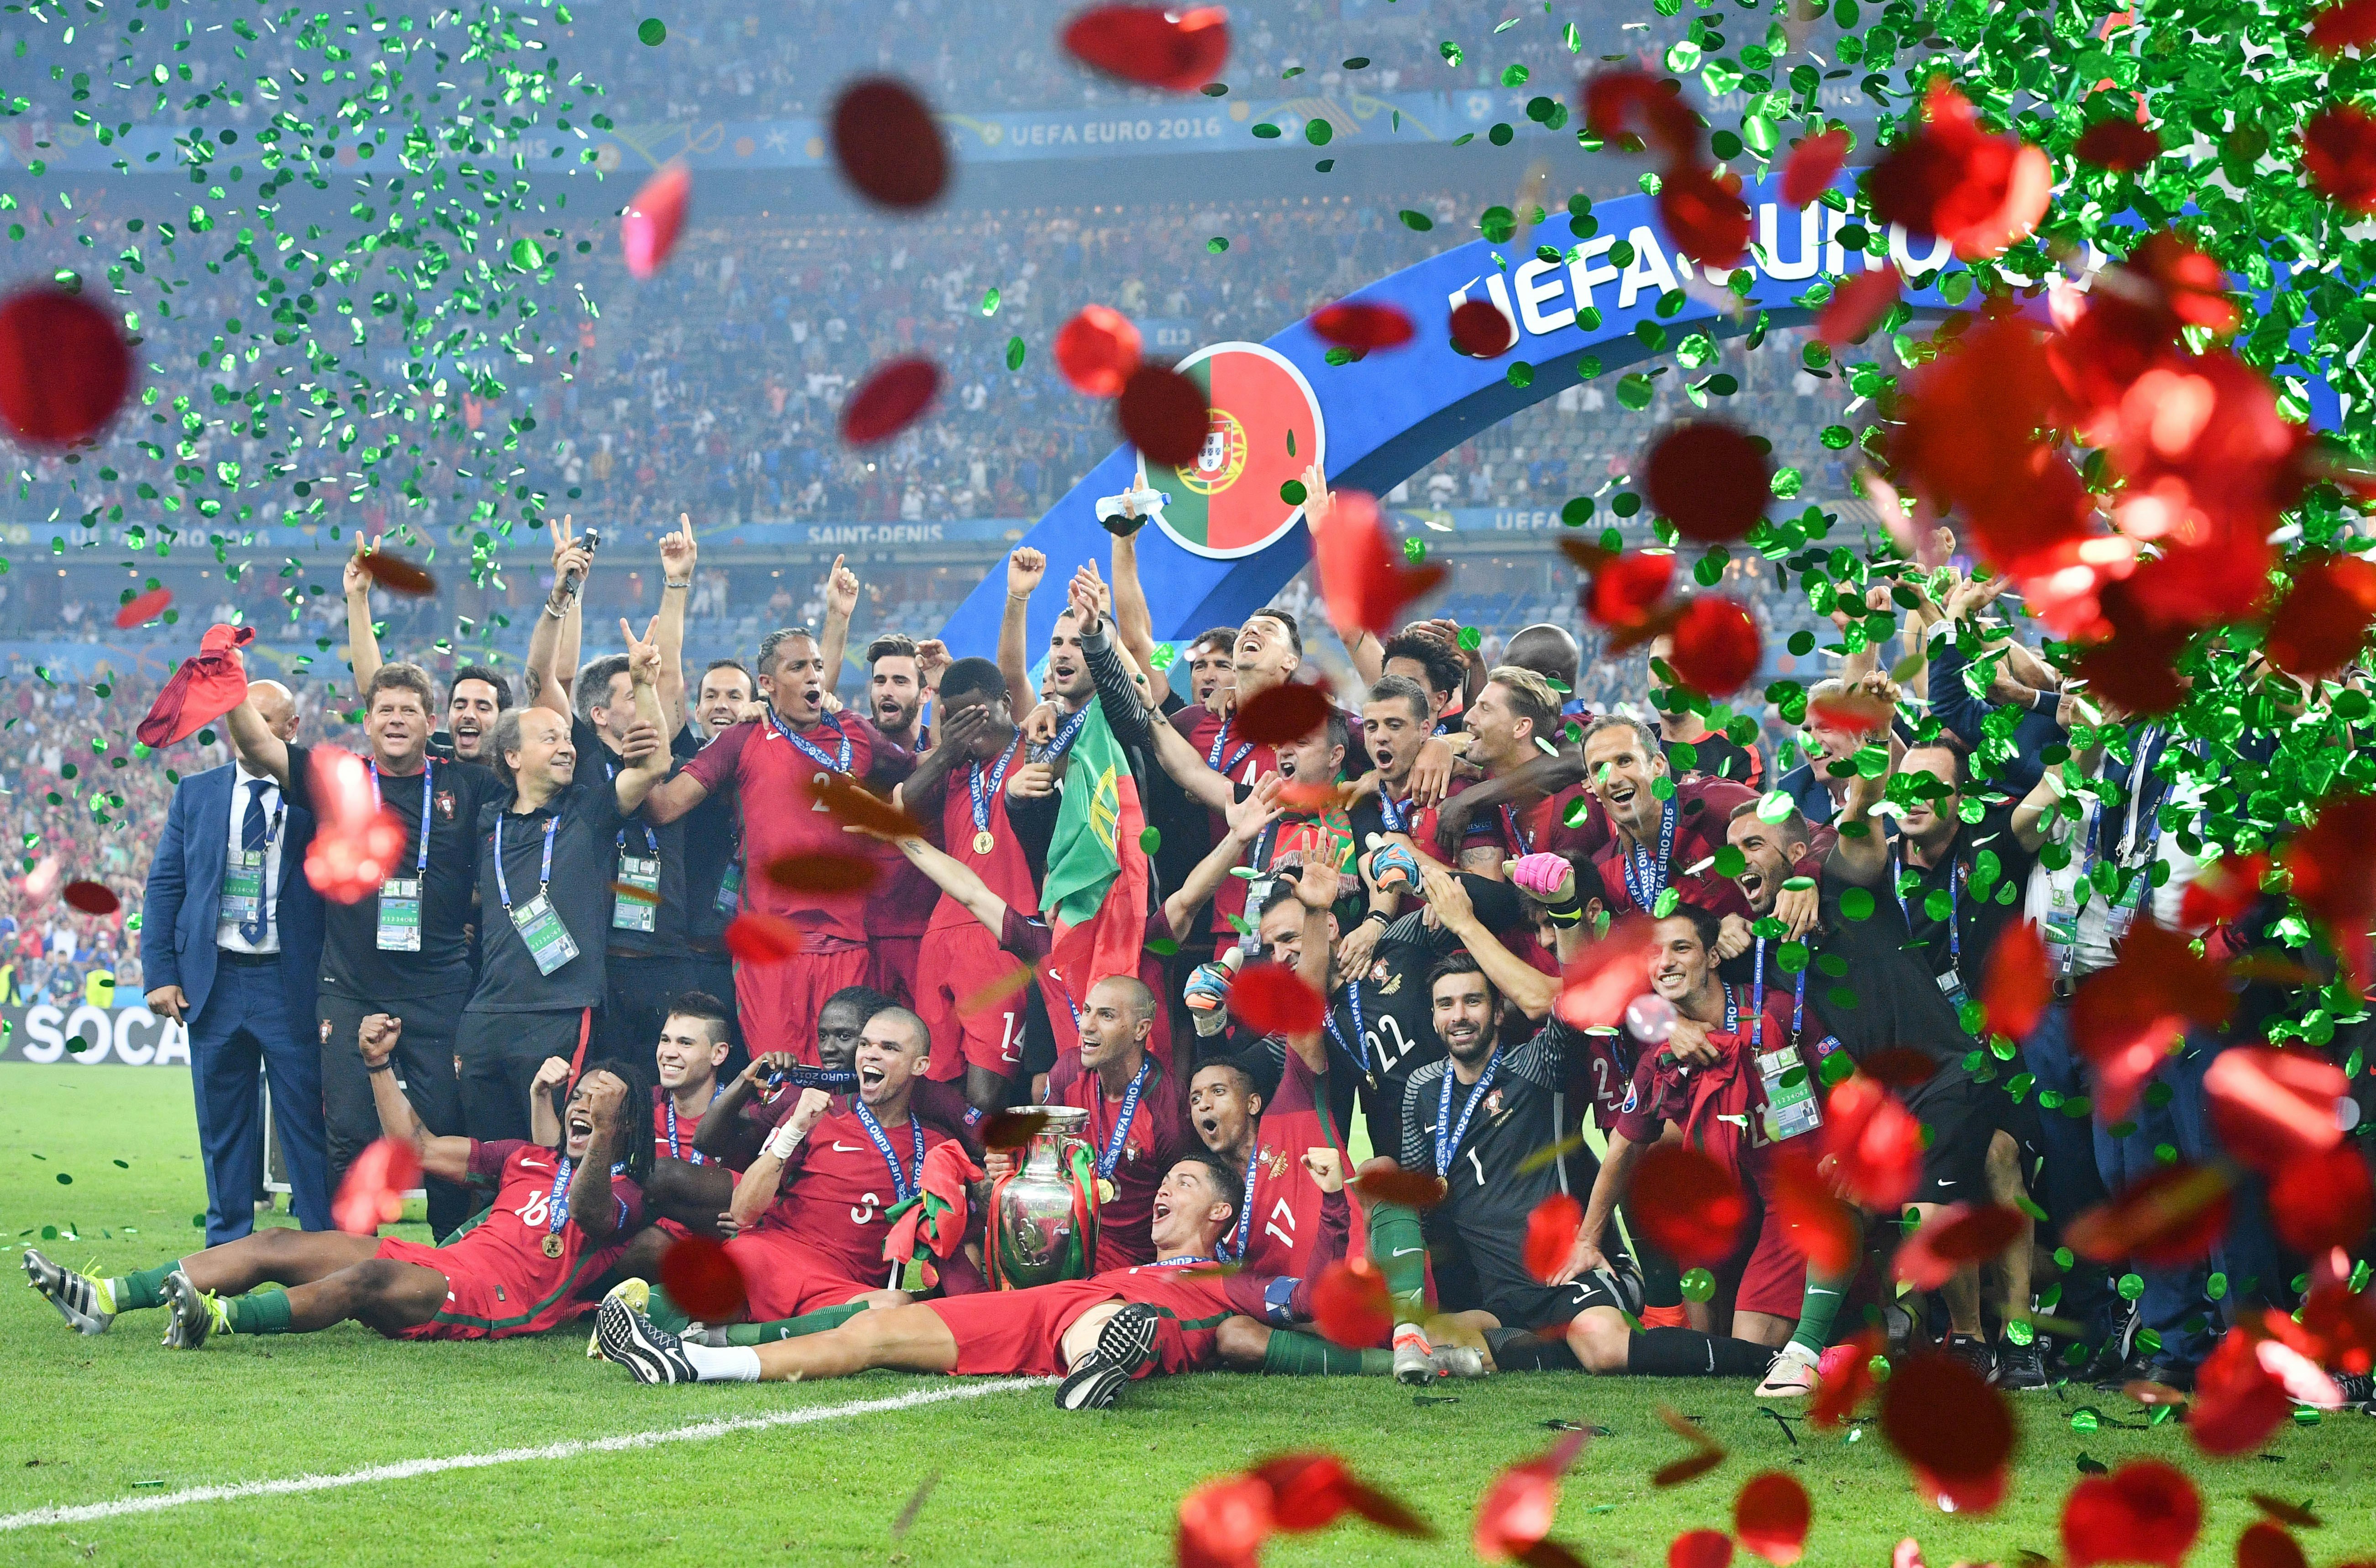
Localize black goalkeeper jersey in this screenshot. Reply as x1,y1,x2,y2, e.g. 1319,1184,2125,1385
1336,908,1452,1160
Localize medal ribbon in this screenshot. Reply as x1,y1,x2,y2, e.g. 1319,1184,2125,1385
1096,1058,1153,1180
969,734,1021,839
1434,1051,1500,1178
765,705,853,772
1621,795,1678,912
1207,715,1256,776
853,1097,927,1206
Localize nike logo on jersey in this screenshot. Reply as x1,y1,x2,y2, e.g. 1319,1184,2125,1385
831,1142,864,1153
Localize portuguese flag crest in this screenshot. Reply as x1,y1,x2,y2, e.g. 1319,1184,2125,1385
1142,341,1326,560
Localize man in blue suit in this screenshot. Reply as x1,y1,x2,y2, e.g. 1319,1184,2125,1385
139,680,332,1243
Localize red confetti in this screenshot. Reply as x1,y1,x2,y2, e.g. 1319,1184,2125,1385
2190,1327,2296,1457
2282,791,2376,988
114,587,173,629
2061,1460,2200,1568
1732,1474,1810,1567
357,551,435,597
2203,1045,2348,1175
1810,1329,1884,1428
1054,305,1143,398
1310,1255,1391,1348
1178,1474,1270,1568
1309,300,1416,351
2071,921,2235,1120
1804,687,1894,739
2106,349,2308,569
1670,1530,1734,1568
1657,164,1752,268
1227,960,1327,1036
1646,423,1770,542
2237,1522,2307,1568
1878,1353,2015,1514
2066,1162,2234,1266
1816,264,1902,348
1866,80,2051,259
1474,1431,1589,1562
1311,488,1447,639
61,880,120,916
1819,1075,1924,1210
1891,1202,2024,1290
1523,1193,1582,1284
1117,362,1208,466
841,357,941,446
1556,914,1657,1030
619,162,690,280
0,286,133,446
1768,1147,1857,1275
302,748,408,904
1629,1143,1748,1268
2180,852,2268,928
2265,554,2376,678
1781,129,1850,207
2305,104,2376,213
2267,1139,2373,1255
805,771,928,838
657,1232,747,1324
724,911,806,965
1062,4,1229,92
330,1136,422,1236
1233,682,1333,746
1244,1452,1432,1540
2074,117,2162,172
1579,68,1700,161
760,851,881,894
1582,551,1675,631
1450,298,1515,357
830,78,947,209
2311,0,2376,51
1665,596,1760,695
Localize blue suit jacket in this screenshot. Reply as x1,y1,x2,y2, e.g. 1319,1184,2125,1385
138,763,322,1030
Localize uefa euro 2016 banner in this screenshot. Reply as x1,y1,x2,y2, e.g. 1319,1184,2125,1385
1,1002,191,1066
5,81,1875,177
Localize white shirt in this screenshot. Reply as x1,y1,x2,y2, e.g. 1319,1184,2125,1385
2023,730,2204,976
217,760,286,955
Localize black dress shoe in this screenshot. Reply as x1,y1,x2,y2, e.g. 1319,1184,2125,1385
2136,1357,2196,1393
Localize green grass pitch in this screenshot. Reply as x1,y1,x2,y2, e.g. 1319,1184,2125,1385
3,1067,2372,1565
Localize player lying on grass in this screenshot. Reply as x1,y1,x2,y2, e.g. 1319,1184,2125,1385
596,1152,1346,1410
25,1015,650,1344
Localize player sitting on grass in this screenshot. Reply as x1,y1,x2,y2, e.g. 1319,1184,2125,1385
25,1015,650,1344
596,1152,1339,1411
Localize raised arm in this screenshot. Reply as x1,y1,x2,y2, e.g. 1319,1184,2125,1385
527,1055,571,1148
223,694,294,791
654,513,697,734
730,1088,831,1230
2010,761,2066,852
1163,777,1283,938
342,546,382,695
882,827,1011,935
565,1073,634,1246
1108,474,1167,703
611,618,674,814
818,554,859,701
359,1013,474,1184
1417,858,1558,1018
527,515,590,718
1297,464,1384,685
1283,857,1340,1075
998,547,1045,708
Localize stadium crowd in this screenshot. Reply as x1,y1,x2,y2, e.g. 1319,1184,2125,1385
21,481,2372,1414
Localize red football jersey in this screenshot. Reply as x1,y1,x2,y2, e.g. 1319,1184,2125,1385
1176,706,1279,944
649,1085,732,1169
752,1107,951,1287
1232,1049,1337,1277
929,742,1041,929
1610,990,1791,1183
446,1139,642,1295
1049,1054,1192,1273
681,712,914,950
1593,776,1759,921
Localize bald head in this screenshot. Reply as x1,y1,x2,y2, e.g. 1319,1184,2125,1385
248,681,300,743
1505,624,1581,695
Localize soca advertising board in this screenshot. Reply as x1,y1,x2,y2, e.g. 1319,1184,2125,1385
2,1003,191,1066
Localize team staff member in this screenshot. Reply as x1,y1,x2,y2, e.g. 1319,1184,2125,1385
340,545,513,766
139,678,330,1246
642,626,917,1063
226,663,503,1241
457,621,672,1141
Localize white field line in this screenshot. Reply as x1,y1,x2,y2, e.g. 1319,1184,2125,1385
1,1377,1053,1531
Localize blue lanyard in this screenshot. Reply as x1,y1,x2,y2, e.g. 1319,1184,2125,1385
1751,938,1807,1054
546,1154,627,1237
1499,802,1535,857
853,1098,926,1206
601,752,662,856
1207,715,1256,775
1096,1058,1153,1179
969,734,1021,837
1041,703,1092,762
1151,1254,1220,1269
1225,1141,1260,1261
368,757,434,879
1621,796,1678,911
492,812,558,912
1434,1053,1500,1177
1324,979,1370,1072
765,706,852,772
1893,853,1960,971
663,1086,721,1164
1377,788,1411,835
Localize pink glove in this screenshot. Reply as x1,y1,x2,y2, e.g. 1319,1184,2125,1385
1510,852,1575,900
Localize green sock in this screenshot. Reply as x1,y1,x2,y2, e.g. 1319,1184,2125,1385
1788,1269,1853,1358
109,1262,178,1313
222,1287,293,1336
1259,1328,1393,1375
1365,1201,1427,1317
1636,1240,1684,1311
724,1301,871,1344
646,1284,692,1333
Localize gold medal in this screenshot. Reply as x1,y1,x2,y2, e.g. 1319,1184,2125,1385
974,829,997,855
1096,1177,1116,1205
540,1232,565,1259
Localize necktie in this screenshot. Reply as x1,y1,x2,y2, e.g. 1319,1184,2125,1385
241,778,271,944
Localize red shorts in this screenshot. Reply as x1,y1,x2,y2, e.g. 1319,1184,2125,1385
1731,1158,1805,1321
925,1281,1206,1377
735,947,876,1065
373,1237,593,1341
870,935,923,1006
915,922,1031,1081
725,1226,878,1321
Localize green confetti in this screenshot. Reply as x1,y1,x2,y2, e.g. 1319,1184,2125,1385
1006,337,1027,372
637,17,666,44
1679,1267,1716,1302
1404,537,1428,564
980,287,1001,316
1306,119,1333,147
1206,237,1228,253
1280,480,1308,505
1398,209,1436,232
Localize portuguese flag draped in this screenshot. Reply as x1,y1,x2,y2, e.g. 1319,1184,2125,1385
1039,702,1149,1028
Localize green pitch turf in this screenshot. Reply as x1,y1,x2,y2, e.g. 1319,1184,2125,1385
4,1067,2372,1566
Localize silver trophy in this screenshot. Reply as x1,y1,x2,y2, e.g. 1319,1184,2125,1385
992,1104,1095,1290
